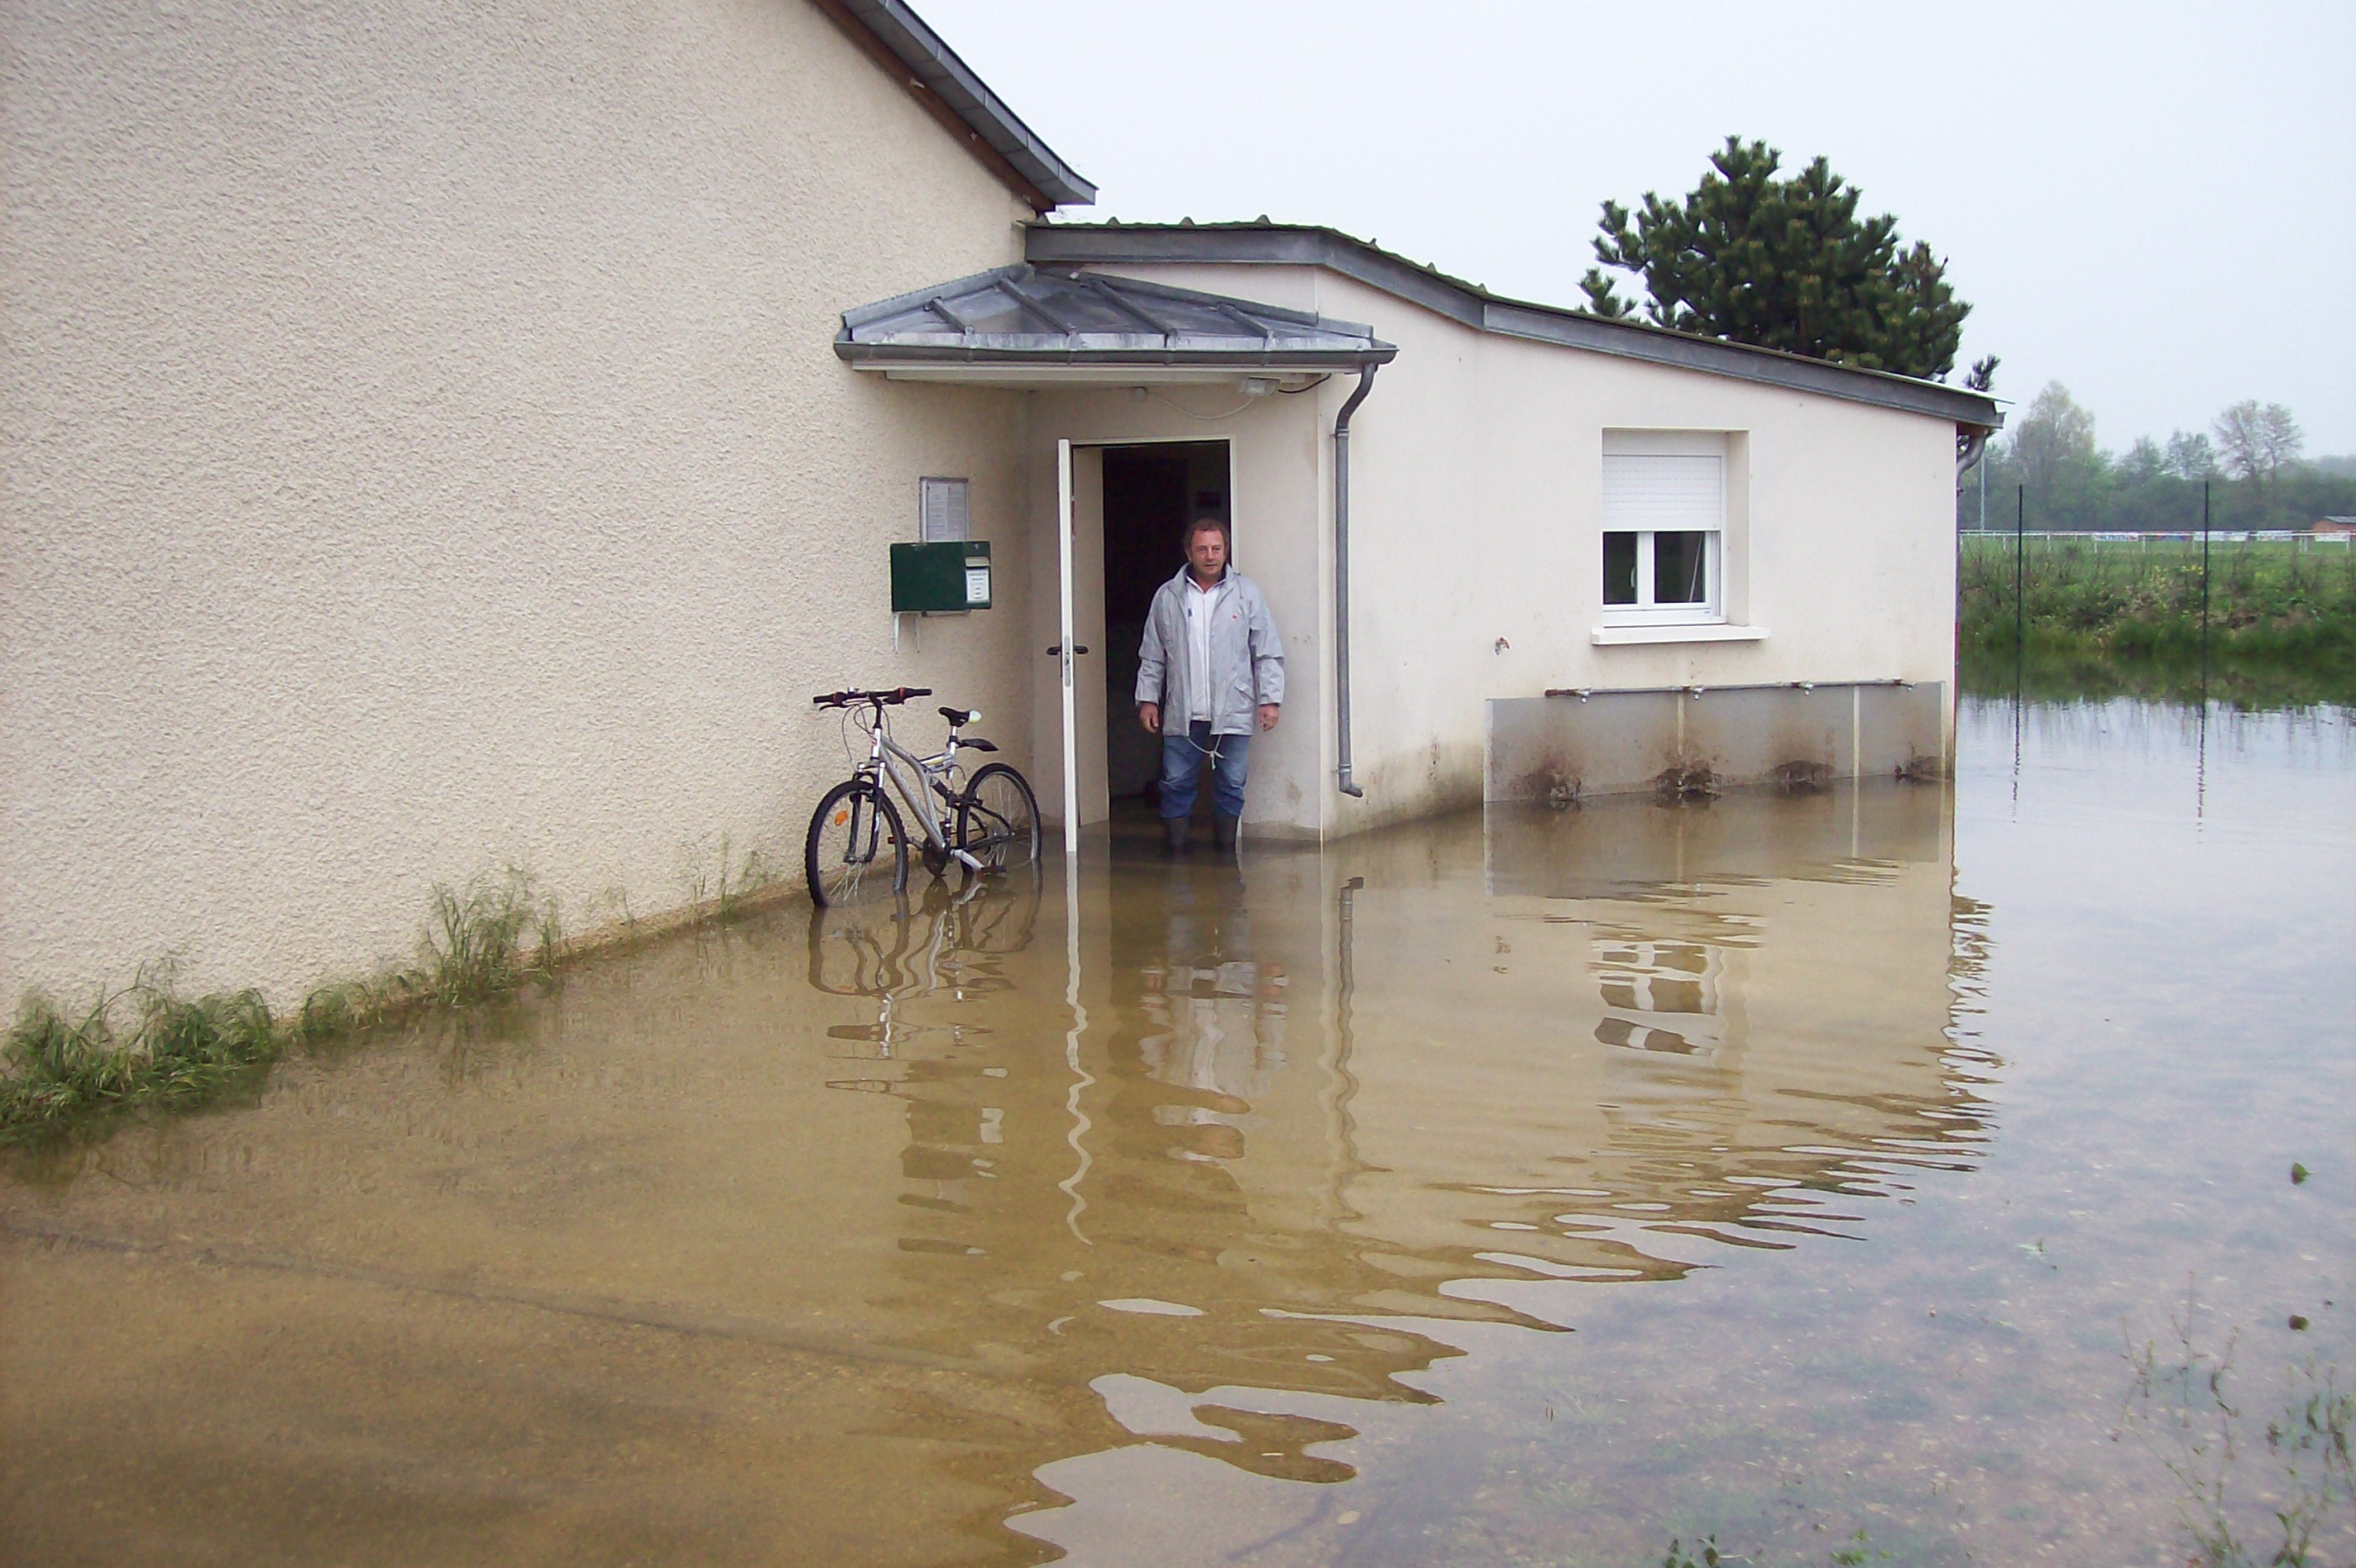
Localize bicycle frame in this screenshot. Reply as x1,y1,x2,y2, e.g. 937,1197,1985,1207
858,711,982,869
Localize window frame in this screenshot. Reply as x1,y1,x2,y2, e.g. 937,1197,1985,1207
1598,440,1728,629
1604,527,1723,624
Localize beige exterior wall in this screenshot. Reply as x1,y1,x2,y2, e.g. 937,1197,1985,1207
1093,262,1963,835
2,0,1042,1002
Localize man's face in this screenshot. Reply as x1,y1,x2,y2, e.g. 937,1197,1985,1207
1187,526,1228,581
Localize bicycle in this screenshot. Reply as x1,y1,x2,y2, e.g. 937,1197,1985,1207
805,686,1042,908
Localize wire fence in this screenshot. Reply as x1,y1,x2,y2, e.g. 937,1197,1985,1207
1958,509,2356,663
1961,529,2350,547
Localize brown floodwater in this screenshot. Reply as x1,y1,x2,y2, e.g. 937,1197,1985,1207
4,698,2350,1566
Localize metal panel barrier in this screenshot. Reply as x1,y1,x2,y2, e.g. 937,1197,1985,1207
1486,681,1947,804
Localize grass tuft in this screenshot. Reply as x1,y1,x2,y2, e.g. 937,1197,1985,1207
3,842,789,1145
1,967,284,1140
2,869,567,1143
419,870,557,1003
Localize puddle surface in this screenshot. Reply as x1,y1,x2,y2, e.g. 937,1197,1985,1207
5,698,2351,1566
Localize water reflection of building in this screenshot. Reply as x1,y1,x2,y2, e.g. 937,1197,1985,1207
1327,785,1982,1293
826,782,1990,1551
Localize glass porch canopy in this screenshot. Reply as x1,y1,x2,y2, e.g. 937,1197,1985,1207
834,264,1396,384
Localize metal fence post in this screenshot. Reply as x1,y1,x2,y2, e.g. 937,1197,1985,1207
2015,486,2026,651
2200,482,2211,667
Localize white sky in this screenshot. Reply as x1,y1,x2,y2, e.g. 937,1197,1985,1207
914,0,2356,454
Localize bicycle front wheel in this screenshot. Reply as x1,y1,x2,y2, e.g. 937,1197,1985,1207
806,779,909,908
954,763,1042,873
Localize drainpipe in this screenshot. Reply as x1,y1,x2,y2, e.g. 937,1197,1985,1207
1333,363,1379,798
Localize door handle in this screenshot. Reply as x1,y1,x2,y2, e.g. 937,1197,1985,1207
1046,644,1090,656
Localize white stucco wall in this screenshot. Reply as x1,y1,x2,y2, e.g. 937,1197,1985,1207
1092,261,1963,835
2,0,1042,1002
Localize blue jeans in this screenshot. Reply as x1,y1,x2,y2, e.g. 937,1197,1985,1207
1159,721,1250,820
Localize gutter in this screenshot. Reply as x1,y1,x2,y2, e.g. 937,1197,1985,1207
1334,365,1379,799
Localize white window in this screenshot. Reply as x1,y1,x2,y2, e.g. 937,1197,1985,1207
918,476,970,542
1601,441,1725,625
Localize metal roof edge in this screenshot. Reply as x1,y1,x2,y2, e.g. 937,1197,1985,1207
836,265,1397,366
837,263,1033,332
822,0,1095,209
1027,223,2004,428
834,342,1396,368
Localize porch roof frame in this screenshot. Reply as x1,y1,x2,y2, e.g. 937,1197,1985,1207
835,264,1399,378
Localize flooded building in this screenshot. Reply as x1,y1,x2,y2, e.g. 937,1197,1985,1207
2,0,1999,1001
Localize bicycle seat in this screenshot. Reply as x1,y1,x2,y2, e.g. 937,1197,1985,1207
938,705,976,725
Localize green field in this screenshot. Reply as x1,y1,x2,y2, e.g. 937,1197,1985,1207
1959,533,2356,664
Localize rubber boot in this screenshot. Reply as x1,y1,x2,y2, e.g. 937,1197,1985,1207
1164,816,1189,856
1211,815,1239,855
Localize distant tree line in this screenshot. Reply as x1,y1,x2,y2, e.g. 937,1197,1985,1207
1963,384,2355,532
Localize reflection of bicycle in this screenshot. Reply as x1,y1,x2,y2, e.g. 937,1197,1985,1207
806,686,1041,908
806,868,1042,1002
806,868,1044,1057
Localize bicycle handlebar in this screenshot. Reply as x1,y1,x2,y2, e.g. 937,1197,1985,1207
812,686,933,710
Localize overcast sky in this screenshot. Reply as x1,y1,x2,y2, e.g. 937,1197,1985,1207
916,0,2355,455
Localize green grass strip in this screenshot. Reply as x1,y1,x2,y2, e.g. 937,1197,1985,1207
2,871,561,1145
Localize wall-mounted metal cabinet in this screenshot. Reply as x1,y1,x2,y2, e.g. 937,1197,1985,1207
890,541,991,613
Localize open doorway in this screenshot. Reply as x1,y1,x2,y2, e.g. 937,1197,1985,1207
1100,441,1232,808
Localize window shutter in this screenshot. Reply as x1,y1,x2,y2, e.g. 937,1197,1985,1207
919,477,971,543
1602,455,1724,532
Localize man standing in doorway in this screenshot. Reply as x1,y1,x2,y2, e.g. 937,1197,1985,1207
1136,517,1283,855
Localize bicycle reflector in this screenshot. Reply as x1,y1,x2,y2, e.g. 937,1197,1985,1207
833,808,849,825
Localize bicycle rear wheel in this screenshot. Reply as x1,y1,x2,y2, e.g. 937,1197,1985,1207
954,762,1042,873
806,779,908,908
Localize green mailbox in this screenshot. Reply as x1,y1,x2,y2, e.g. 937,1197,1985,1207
890,540,991,613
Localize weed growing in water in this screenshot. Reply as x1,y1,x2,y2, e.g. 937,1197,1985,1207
419,870,558,1003
3,843,789,1142
1650,1531,1889,1566
2124,1301,2354,1566
698,834,779,925
1824,1530,1890,1566
2,869,567,1141
2,965,282,1138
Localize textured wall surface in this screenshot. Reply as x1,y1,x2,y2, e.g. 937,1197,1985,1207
2,0,1039,1002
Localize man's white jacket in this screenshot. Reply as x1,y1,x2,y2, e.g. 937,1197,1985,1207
1134,565,1285,736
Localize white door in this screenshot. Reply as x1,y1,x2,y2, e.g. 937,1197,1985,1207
1057,439,1078,855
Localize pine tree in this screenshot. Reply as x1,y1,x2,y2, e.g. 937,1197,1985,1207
1580,137,1985,384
